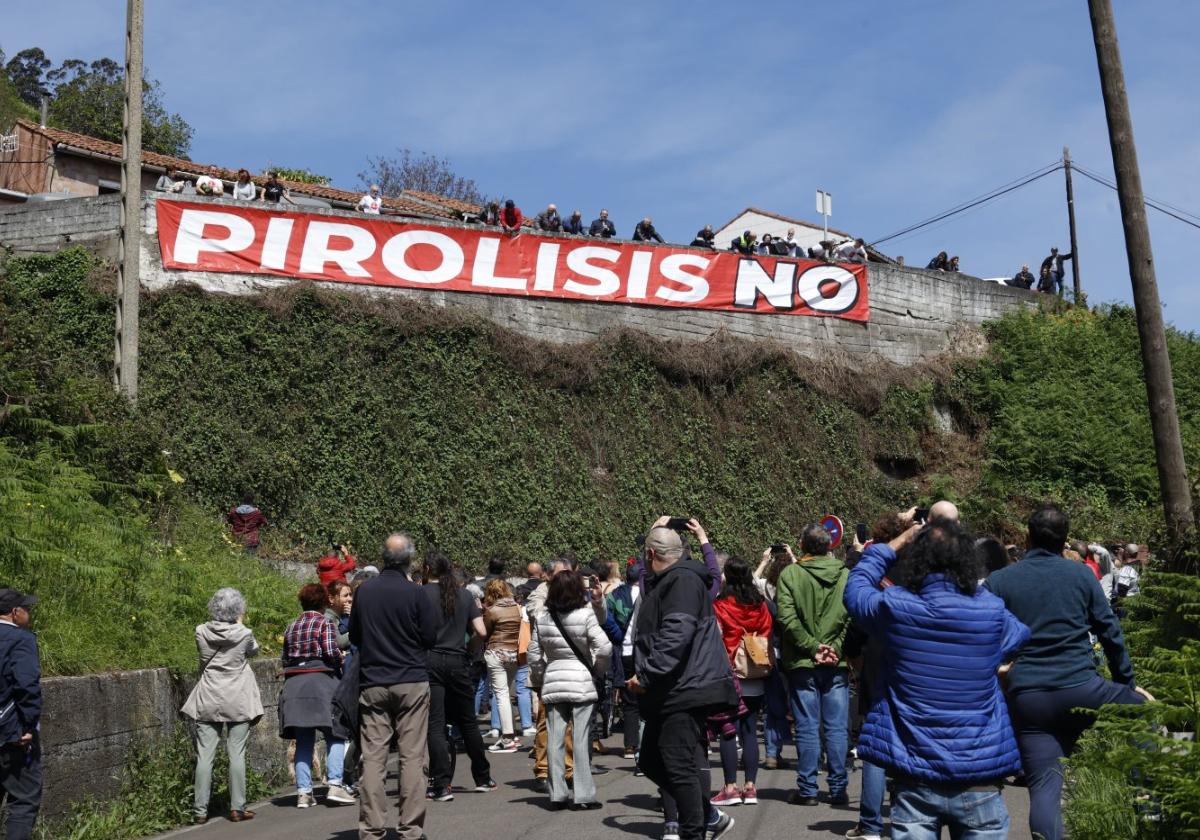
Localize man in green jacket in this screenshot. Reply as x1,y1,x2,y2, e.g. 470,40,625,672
775,524,851,806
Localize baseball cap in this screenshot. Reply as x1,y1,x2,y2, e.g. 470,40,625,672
0,589,37,614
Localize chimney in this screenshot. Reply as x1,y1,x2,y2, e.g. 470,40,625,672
40,97,48,128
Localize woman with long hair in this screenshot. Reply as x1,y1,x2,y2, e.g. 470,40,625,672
755,544,794,770
528,570,611,809
421,551,495,799
482,578,524,752
711,557,773,806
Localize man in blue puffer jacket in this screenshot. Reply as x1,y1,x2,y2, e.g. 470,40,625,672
844,515,1030,840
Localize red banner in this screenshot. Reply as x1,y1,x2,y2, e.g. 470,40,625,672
155,200,869,321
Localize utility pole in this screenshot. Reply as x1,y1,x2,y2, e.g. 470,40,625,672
1088,0,1195,567
1063,146,1082,302
115,0,143,402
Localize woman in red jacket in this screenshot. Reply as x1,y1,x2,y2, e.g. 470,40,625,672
711,556,774,807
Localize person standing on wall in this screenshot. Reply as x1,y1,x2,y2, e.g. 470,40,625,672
0,589,42,840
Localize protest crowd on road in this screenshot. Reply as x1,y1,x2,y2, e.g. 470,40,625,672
0,499,1151,840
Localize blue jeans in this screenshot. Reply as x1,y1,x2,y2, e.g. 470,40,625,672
294,729,345,792
890,781,1008,840
786,666,848,796
515,664,533,730
859,760,887,834
763,668,791,760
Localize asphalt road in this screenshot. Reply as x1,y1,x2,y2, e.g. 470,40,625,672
154,736,1032,840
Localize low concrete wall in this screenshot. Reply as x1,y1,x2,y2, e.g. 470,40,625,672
40,659,283,818
1,193,1037,366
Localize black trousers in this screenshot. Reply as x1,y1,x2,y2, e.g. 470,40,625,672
0,742,41,840
620,656,641,750
639,710,711,840
426,652,491,789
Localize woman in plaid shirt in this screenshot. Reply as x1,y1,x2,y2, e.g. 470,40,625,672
280,583,353,808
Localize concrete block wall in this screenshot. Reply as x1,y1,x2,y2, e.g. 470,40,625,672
39,660,284,818
0,194,122,261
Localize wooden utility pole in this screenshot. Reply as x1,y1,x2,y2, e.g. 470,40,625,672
115,0,143,402
1063,146,1082,302
1088,0,1195,565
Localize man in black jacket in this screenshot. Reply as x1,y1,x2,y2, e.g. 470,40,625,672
632,217,664,243
1007,264,1036,289
589,209,616,238
350,534,441,840
628,523,737,840
0,589,42,840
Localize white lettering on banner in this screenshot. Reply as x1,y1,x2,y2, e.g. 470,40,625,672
533,243,560,292
563,247,621,297
380,230,463,284
300,221,376,277
797,265,860,313
657,254,711,303
173,210,255,264
472,237,527,291
626,251,653,300
260,218,294,270
733,260,797,309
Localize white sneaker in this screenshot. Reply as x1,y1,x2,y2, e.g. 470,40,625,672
522,727,537,737
296,791,315,808
484,728,500,739
325,784,356,805
488,737,520,753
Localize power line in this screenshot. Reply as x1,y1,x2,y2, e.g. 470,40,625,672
1072,163,1200,232
869,161,1063,248
1073,162,1200,223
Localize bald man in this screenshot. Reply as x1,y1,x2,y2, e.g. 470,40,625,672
928,500,959,523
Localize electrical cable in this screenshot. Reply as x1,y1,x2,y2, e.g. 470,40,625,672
1072,163,1200,232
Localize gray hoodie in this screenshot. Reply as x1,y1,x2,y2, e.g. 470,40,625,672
180,621,264,723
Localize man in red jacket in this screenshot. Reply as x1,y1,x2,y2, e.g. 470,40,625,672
500,199,523,235
318,544,357,586
227,494,267,554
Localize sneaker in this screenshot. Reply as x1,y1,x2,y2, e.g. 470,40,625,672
662,821,681,840
788,790,818,806
522,727,537,737
484,728,500,739
428,784,454,802
710,787,743,806
845,827,883,840
764,756,779,770
536,778,549,794
296,791,315,809
623,747,637,759
741,783,758,805
706,809,735,840
325,784,357,805
634,765,645,777
830,792,850,807
488,737,520,753
473,779,498,792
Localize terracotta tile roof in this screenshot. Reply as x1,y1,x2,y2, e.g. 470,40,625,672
403,189,481,215
15,119,455,218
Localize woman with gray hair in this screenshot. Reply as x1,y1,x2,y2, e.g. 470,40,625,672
181,588,265,825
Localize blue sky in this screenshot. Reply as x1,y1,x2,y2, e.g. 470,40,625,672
6,1,1200,330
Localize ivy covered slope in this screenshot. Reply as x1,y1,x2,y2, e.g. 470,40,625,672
0,250,295,676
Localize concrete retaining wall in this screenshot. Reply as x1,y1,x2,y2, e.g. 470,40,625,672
1,193,1036,367
40,659,284,818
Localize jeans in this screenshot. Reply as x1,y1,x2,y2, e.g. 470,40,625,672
890,781,1008,840
786,666,849,796
1008,675,1144,840
858,760,887,835
293,728,345,792
515,664,533,730
546,702,595,805
719,693,762,785
427,651,492,789
194,720,251,815
763,667,791,759
0,742,41,840
640,711,712,840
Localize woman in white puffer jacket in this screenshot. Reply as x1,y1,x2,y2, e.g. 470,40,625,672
528,569,612,810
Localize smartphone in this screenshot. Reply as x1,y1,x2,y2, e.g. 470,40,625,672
915,508,930,524
582,575,596,589
855,523,869,543
770,543,787,553
666,517,691,531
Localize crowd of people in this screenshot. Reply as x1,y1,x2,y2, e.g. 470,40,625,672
1005,248,1075,294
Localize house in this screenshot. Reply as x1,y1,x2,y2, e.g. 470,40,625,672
0,119,468,218
712,207,893,262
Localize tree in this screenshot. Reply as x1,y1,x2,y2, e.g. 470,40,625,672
359,148,486,205
4,48,51,108
266,165,331,186
46,57,193,157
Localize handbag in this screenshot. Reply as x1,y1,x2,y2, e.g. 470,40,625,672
517,618,531,667
733,632,773,680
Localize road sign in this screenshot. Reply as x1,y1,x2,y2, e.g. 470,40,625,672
821,515,844,549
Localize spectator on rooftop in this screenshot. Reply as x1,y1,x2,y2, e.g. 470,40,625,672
261,171,292,205
231,169,257,201
156,166,182,193
835,238,868,263
477,201,501,226
730,230,758,256
769,235,792,257
537,204,563,233
948,255,961,272
1008,264,1035,289
690,225,716,248
1040,248,1072,295
757,233,775,255
1036,264,1055,293
358,185,383,215
782,227,800,256
926,251,949,271
500,200,524,235
589,209,616,238
632,217,664,243
563,209,585,235
810,241,835,260
195,166,225,197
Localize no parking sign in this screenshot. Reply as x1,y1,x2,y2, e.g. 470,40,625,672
821,515,845,549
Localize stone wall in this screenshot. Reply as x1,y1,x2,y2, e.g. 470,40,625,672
1,193,1037,366
39,659,284,818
